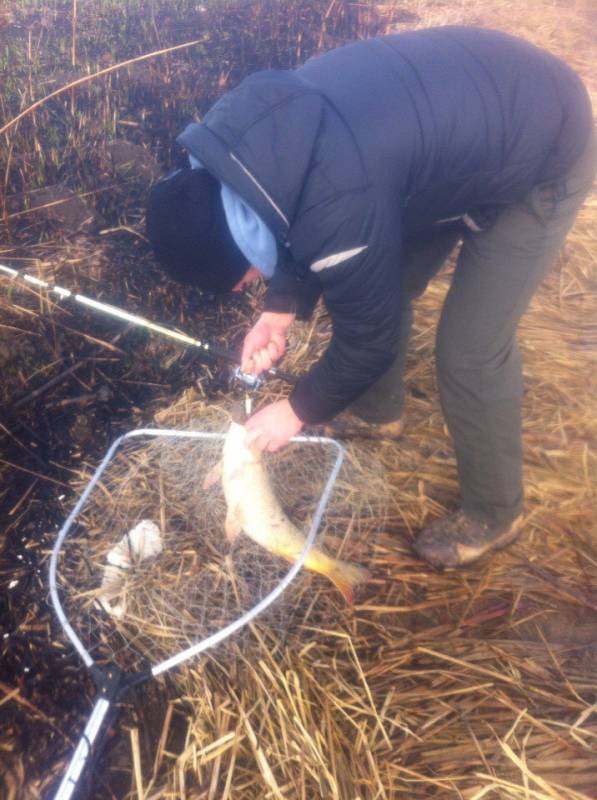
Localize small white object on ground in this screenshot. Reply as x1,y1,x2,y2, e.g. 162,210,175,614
97,520,163,617
106,519,163,567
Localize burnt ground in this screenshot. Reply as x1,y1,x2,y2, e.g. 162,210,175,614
0,61,264,800
0,226,256,796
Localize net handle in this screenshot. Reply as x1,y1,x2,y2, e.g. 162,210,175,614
52,696,111,800
48,428,345,672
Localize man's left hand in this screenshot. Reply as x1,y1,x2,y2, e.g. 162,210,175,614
245,399,303,451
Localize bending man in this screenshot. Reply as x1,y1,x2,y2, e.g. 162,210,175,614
146,26,594,568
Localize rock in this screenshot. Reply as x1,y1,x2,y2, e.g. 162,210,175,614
17,183,100,234
107,139,162,183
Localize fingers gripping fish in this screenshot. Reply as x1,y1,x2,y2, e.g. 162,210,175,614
205,421,368,604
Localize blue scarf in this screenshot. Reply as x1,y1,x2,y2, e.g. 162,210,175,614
188,155,277,277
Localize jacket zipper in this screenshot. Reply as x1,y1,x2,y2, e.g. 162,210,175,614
229,152,290,228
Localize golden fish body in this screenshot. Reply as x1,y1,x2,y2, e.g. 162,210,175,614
220,421,368,604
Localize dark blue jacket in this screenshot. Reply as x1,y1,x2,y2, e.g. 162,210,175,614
178,26,592,423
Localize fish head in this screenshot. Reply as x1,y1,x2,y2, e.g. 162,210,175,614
223,421,262,473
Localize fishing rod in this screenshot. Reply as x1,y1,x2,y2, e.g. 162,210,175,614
0,264,298,388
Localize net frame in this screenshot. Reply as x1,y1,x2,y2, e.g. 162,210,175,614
48,426,345,800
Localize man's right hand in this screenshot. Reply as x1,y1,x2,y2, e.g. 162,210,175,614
241,311,295,374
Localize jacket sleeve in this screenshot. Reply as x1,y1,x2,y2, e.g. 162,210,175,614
262,260,322,321
288,205,403,424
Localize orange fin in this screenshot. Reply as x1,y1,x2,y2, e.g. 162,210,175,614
326,560,369,605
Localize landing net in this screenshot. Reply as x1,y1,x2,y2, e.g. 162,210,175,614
52,406,387,675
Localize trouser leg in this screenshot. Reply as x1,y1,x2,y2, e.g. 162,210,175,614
348,227,462,423
436,132,596,525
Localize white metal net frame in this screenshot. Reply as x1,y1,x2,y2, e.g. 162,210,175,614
48,427,345,800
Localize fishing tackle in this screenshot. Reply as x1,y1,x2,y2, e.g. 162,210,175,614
0,264,298,389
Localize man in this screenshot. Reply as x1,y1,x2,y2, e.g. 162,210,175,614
146,26,594,568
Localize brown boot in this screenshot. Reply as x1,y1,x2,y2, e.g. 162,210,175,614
322,411,403,440
413,510,523,568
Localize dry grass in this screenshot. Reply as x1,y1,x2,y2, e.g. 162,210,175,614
0,1,595,799
125,278,597,798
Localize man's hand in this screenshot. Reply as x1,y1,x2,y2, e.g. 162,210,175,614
245,399,303,451
241,311,295,375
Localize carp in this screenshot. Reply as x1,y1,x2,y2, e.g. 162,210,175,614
205,420,368,604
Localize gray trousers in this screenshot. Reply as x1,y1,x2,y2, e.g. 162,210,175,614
350,132,596,526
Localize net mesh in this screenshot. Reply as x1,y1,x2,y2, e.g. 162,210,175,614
55,404,389,673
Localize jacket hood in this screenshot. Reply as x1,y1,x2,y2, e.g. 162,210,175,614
177,70,324,243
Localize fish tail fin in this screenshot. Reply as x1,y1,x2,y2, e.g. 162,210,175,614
326,560,369,605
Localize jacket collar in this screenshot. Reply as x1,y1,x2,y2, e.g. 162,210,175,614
177,70,324,248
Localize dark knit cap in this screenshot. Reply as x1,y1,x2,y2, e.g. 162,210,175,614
146,168,250,293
